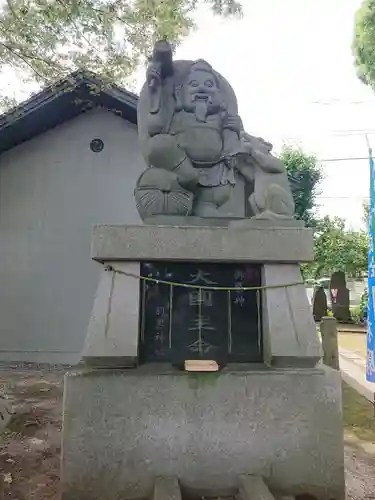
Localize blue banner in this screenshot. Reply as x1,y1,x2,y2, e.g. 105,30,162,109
367,149,375,381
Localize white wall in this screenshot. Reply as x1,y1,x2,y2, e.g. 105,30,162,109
0,108,143,364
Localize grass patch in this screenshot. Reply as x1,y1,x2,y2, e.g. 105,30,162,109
343,382,375,442
338,332,367,358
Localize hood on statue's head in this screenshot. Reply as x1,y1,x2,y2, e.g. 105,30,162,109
140,58,239,117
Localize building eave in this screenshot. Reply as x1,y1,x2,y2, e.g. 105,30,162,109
0,70,139,155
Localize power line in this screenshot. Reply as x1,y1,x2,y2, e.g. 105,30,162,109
318,156,370,163
280,155,369,163
311,99,373,105
331,129,375,136
316,196,369,200
281,129,375,140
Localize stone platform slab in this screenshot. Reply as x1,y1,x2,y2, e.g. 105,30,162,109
91,224,314,263
61,365,345,500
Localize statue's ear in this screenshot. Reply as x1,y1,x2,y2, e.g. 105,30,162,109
174,85,183,110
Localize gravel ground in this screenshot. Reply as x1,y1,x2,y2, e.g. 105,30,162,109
345,441,375,499
1,363,375,499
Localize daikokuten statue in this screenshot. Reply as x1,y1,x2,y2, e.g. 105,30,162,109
135,40,297,223
135,40,243,219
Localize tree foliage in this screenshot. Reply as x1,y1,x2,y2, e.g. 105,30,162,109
363,199,370,227
353,0,375,88
0,0,241,107
279,145,323,226
279,145,368,280
303,216,369,280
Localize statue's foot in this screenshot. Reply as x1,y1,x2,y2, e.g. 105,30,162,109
178,174,199,191
134,167,194,221
193,201,220,217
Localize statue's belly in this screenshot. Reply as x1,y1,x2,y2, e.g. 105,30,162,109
177,128,223,163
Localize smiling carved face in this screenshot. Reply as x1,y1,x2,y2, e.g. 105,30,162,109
181,61,223,122
187,68,218,103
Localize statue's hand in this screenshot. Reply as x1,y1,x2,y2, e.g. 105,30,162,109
223,114,242,134
223,154,238,170
239,131,256,156
147,61,162,89
237,164,254,183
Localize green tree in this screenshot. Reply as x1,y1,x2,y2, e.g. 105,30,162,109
0,0,241,108
353,0,375,88
303,216,368,280
279,145,323,226
275,147,368,282
363,199,370,227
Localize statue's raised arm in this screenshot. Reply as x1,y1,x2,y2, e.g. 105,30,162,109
146,41,174,115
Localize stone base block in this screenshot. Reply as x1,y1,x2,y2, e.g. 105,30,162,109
81,262,140,367
262,264,322,367
91,224,314,263
61,365,345,500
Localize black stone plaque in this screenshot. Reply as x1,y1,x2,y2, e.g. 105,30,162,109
139,262,262,365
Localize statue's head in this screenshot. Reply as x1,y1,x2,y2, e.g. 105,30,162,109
186,60,220,98
176,59,224,121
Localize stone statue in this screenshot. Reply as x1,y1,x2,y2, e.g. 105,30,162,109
135,40,242,219
135,40,296,223
312,286,328,322
330,271,351,323
236,132,295,219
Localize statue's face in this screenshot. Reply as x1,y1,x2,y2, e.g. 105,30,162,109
187,69,218,105
181,67,222,122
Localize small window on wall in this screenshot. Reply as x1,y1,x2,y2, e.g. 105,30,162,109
90,138,104,153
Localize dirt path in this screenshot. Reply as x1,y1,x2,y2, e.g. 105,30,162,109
344,440,375,499
0,364,65,499
1,364,375,499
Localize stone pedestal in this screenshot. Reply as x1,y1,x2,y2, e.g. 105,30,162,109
62,223,344,500
61,365,345,500
82,224,321,368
